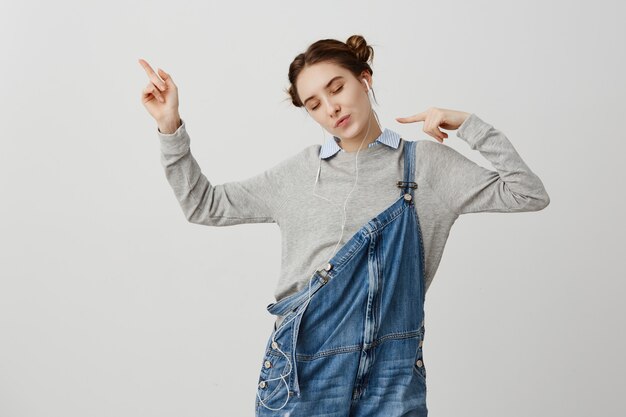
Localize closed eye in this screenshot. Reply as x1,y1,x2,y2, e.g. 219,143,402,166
310,86,344,111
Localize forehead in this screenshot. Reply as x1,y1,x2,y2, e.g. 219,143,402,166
297,62,352,96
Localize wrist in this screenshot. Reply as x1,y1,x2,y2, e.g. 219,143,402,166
157,115,182,134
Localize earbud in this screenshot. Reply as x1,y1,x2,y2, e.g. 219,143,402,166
362,78,370,92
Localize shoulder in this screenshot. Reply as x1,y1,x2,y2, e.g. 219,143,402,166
406,138,473,180
413,138,444,152
264,144,319,177
407,138,443,163
277,144,318,167
412,138,465,163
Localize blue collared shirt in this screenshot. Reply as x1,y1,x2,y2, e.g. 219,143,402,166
319,127,402,159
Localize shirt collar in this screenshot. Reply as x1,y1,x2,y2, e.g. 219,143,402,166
319,127,401,159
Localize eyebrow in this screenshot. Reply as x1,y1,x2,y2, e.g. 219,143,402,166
303,76,344,106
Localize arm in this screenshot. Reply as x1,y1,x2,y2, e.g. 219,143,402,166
157,118,284,226
423,113,550,216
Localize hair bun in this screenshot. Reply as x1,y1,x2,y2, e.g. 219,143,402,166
285,35,376,108
346,34,374,64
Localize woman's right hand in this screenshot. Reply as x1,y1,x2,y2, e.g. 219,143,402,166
138,58,181,133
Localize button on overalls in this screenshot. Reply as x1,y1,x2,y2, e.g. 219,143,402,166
255,139,428,416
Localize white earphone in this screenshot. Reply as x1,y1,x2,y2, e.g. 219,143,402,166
310,76,377,269
257,76,380,412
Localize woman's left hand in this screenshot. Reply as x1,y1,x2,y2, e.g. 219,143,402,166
395,107,471,143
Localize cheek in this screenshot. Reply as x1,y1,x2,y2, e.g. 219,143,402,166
348,90,366,108
313,114,328,128
359,93,370,108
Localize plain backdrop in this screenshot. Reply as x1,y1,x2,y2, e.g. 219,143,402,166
1,0,624,416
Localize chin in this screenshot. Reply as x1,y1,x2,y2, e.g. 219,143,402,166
345,121,364,138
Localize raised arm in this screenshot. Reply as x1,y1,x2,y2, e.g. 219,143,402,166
419,113,550,216
158,119,284,226
138,59,284,226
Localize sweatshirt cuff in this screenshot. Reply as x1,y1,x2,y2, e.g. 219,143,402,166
455,113,493,150
157,118,190,155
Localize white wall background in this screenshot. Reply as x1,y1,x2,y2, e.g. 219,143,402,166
1,0,624,416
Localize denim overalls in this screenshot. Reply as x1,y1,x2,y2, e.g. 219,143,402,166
255,139,428,416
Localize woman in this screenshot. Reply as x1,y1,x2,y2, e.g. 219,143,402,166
139,35,550,416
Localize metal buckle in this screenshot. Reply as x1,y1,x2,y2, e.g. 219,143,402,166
396,181,417,189
316,264,332,283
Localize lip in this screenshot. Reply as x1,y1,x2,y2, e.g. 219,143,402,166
335,114,351,128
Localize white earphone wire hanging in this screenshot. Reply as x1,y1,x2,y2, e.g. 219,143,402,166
311,78,381,266
257,78,381,412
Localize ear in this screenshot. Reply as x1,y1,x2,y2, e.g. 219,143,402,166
361,71,373,90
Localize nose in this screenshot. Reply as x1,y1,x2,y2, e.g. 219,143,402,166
323,97,341,121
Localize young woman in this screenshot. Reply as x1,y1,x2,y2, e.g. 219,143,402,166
139,35,550,416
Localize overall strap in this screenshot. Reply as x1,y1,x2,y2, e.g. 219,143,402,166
397,139,417,199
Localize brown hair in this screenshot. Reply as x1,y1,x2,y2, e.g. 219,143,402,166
284,35,378,108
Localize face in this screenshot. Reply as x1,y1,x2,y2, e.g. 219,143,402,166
296,61,374,142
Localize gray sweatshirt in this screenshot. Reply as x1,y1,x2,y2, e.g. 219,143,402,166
157,113,550,325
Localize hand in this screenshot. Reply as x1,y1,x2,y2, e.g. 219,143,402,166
395,107,470,143
138,58,180,129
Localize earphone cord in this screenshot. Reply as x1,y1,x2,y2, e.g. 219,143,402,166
312,80,379,271
312,110,372,265
256,82,380,412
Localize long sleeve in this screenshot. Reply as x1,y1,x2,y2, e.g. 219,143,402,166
421,113,550,216
157,118,285,226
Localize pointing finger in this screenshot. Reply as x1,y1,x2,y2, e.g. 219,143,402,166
395,111,427,123
138,58,167,92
